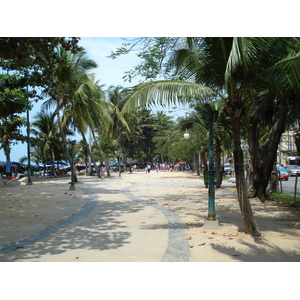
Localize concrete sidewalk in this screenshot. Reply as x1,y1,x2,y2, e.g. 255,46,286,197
0,174,189,262
1,170,299,262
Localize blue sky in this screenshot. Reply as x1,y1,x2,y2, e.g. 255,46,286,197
78,37,142,87
0,37,139,162
0,37,191,162
2,3,293,162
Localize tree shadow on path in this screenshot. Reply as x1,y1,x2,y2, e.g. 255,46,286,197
0,185,145,261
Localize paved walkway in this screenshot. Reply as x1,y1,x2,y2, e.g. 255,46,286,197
3,170,299,262
0,173,190,262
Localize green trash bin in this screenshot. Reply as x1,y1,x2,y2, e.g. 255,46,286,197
203,170,223,188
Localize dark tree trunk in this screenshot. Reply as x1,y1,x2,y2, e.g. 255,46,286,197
269,162,279,193
200,147,208,172
248,98,288,201
192,151,197,173
215,138,222,188
51,148,57,177
223,91,260,236
4,144,12,177
196,153,200,175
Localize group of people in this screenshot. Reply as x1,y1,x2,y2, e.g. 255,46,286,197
89,165,107,176
143,163,189,173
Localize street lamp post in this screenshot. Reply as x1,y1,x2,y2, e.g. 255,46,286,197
204,108,219,229
207,119,216,220
118,149,122,177
69,140,76,190
25,69,33,185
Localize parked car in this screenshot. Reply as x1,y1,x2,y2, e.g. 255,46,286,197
286,165,300,176
223,163,232,176
277,165,289,180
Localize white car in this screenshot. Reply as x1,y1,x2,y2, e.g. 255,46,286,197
223,163,231,176
287,165,300,176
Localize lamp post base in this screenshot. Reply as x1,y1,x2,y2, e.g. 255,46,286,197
203,219,219,229
69,185,76,191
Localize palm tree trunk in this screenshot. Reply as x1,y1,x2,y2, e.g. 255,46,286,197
55,99,78,182
196,153,200,175
200,147,208,172
231,117,260,236
56,100,70,159
269,162,279,193
248,99,288,200
4,142,12,177
79,129,101,178
160,153,164,165
51,148,57,177
91,129,111,177
215,138,222,188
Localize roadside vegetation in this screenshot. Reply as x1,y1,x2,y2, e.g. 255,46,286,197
269,192,300,208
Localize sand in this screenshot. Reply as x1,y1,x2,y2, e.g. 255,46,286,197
0,171,299,262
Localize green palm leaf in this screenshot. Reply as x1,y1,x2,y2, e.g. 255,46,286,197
123,80,216,113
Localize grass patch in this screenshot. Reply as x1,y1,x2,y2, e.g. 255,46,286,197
269,192,300,208
222,176,229,181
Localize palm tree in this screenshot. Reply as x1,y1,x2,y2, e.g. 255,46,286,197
31,111,62,177
42,46,97,168
185,101,232,188
62,75,110,178
122,37,300,236
76,140,89,173
153,111,175,164
105,85,132,165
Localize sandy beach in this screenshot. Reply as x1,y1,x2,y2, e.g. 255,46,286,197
127,170,300,262
0,170,299,262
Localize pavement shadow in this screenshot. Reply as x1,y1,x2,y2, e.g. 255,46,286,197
141,221,204,230
210,239,300,262
0,187,145,261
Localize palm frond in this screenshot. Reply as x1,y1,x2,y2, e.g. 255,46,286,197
122,80,216,113
262,50,300,92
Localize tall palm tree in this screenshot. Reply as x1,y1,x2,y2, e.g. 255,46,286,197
106,85,132,165
62,75,110,178
42,46,97,168
76,139,89,173
153,111,175,164
122,37,300,236
31,111,62,177
107,85,131,135
186,101,232,188
89,83,114,177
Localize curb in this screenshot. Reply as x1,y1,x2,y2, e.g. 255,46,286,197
123,183,190,262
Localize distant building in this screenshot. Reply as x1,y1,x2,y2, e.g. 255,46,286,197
277,130,299,165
